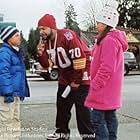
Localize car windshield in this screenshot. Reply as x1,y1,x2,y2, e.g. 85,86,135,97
124,52,135,59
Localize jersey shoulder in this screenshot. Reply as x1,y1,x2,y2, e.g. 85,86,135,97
58,29,75,41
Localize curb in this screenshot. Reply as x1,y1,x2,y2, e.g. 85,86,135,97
27,75,40,78
26,73,40,78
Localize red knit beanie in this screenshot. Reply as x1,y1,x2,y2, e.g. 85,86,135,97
38,14,57,29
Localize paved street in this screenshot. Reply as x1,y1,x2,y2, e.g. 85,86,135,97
20,73,140,140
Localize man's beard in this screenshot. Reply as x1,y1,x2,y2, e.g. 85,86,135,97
41,29,53,41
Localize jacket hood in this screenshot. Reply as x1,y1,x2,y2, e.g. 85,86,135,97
108,30,128,52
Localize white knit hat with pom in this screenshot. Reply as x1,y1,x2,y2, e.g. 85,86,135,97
95,0,119,28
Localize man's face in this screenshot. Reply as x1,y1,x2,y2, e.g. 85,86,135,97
38,26,53,40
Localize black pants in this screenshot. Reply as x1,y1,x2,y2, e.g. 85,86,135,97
55,84,95,140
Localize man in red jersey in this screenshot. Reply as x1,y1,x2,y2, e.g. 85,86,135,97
37,14,95,140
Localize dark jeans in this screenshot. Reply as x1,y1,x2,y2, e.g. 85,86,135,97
55,84,95,140
90,109,118,140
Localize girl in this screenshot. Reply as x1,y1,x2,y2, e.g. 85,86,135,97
85,1,128,140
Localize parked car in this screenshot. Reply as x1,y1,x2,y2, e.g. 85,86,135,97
30,52,137,80
124,52,139,75
30,62,59,81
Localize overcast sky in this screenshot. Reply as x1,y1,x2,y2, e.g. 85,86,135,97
0,0,102,39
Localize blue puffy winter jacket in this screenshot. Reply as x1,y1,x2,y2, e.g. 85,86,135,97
0,43,30,97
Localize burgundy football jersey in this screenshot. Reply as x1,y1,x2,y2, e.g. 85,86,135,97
38,29,91,85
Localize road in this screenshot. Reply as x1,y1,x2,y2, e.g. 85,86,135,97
20,74,140,140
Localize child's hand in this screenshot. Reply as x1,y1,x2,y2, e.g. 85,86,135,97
37,40,45,56
4,95,14,103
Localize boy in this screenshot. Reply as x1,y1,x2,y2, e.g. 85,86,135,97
0,26,30,140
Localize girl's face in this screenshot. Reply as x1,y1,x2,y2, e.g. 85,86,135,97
96,22,107,34
8,32,21,46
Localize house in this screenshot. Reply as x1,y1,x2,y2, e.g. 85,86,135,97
118,27,140,65
80,27,140,66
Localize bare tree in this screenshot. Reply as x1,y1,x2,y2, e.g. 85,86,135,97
82,0,97,31
82,0,109,31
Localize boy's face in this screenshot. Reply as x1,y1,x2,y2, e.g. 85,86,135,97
8,32,21,46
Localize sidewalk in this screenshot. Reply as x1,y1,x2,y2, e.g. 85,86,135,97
128,70,140,75
20,103,140,140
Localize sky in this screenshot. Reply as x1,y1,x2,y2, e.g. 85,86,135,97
0,0,102,39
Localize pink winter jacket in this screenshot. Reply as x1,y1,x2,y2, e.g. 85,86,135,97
85,30,128,110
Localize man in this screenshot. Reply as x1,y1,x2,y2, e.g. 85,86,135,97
37,14,95,140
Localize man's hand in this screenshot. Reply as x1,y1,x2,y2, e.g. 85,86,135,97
70,82,80,91
37,40,45,56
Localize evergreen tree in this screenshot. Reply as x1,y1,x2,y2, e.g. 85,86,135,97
127,1,140,29
27,28,40,60
118,0,140,29
65,4,81,36
20,32,30,69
